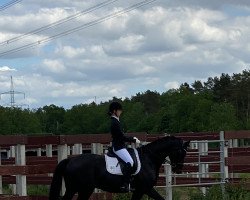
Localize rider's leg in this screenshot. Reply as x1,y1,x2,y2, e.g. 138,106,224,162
113,148,134,192
113,148,134,166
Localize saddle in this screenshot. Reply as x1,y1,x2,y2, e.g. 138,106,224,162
105,147,141,176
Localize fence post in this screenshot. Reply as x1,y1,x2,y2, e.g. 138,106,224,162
73,144,82,155
229,139,239,178
220,131,229,200
91,143,103,155
198,141,207,195
15,144,27,196
190,141,198,179
0,146,2,194
46,144,53,177
7,148,10,159
190,141,198,150
58,144,68,162
46,144,53,157
58,144,68,196
91,143,103,194
229,139,238,148
37,148,42,156
67,146,71,156
10,146,15,158
165,163,172,200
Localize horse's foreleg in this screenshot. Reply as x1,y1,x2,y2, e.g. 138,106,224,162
146,188,165,200
77,188,94,200
131,190,144,200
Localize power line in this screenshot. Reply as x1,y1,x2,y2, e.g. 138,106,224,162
0,0,119,46
0,0,22,11
0,0,157,57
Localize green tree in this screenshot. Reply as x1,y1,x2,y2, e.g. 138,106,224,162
0,106,12,134
209,103,240,131
36,104,65,134
132,90,160,115
192,80,205,93
122,102,145,132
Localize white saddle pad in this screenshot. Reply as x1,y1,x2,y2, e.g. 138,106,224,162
105,148,141,176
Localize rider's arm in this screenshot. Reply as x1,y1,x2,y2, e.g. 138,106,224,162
123,134,136,143
111,119,136,143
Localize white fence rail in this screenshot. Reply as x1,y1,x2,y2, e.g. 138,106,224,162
158,131,229,200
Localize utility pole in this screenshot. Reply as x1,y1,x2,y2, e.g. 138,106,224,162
0,76,25,108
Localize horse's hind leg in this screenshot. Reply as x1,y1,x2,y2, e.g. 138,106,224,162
146,188,165,200
62,180,76,200
62,189,76,200
131,190,144,200
77,188,94,200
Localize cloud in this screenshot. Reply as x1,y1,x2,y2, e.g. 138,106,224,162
0,72,128,108
0,0,250,108
55,46,86,59
164,81,180,90
104,34,145,56
42,59,66,74
0,66,16,72
159,0,250,9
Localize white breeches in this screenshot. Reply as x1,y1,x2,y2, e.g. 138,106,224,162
113,148,134,167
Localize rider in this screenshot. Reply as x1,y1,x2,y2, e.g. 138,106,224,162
108,101,140,192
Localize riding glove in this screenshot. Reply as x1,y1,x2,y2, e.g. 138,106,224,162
133,137,141,144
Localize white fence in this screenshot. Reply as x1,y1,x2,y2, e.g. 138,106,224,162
160,131,229,200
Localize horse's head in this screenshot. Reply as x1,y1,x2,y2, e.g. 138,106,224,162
142,136,190,173
168,140,190,174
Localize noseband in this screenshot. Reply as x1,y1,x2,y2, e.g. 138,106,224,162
166,147,187,168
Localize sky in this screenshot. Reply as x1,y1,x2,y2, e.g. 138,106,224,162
0,0,249,108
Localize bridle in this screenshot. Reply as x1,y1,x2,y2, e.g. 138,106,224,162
139,144,186,168
162,148,187,168
168,148,187,168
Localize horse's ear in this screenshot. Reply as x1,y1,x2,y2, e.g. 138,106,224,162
183,141,190,149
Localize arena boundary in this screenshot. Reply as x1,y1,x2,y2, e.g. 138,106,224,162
0,130,250,199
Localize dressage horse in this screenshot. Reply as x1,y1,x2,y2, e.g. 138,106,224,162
49,136,189,200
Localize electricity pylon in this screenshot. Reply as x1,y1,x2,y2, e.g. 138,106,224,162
0,76,25,108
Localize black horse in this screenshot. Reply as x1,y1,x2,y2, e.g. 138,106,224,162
49,136,189,200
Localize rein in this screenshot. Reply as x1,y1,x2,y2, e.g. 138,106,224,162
138,143,185,168
139,145,170,166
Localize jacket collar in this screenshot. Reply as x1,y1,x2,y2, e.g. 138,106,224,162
111,115,120,122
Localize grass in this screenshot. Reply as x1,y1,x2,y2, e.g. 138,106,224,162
188,184,250,200
2,184,12,194
2,183,250,200
27,185,49,196
112,188,184,200
2,184,49,196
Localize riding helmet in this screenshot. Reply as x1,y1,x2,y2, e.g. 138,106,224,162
108,102,122,115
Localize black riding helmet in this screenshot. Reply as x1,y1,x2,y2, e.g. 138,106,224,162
108,102,122,116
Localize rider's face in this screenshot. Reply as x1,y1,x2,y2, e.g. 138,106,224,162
115,109,122,117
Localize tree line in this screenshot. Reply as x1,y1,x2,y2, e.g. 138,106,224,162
0,70,249,135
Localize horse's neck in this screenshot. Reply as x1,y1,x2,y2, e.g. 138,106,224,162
141,141,170,166
141,138,176,167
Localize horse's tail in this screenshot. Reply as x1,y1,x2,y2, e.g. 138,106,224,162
49,158,69,200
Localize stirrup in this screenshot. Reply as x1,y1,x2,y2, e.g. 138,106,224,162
120,183,130,192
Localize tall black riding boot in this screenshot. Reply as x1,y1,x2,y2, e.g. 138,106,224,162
120,162,132,192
